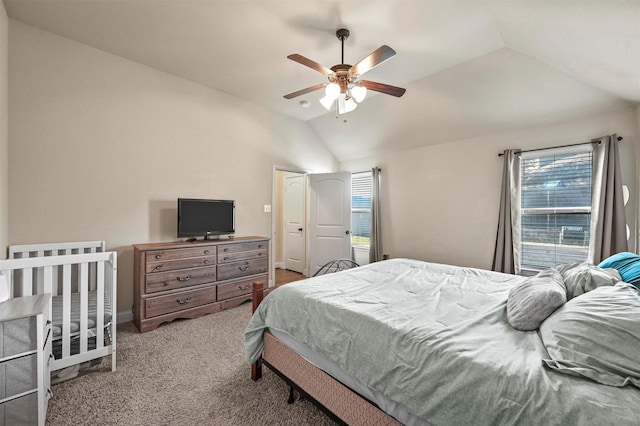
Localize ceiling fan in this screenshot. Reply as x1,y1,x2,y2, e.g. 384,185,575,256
284,28,406,114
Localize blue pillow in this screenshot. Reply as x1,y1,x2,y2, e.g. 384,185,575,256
598,252,640,286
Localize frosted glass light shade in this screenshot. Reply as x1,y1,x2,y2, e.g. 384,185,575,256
344,97,357,113
351,85,367,103
325,83,340,100
337,94,357,114
319,95,334,110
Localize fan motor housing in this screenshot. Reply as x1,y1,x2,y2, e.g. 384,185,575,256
330,64,355,93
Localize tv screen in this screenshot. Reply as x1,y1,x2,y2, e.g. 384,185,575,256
177,198,235,238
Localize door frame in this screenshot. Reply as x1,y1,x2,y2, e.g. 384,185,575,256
271,165,310,285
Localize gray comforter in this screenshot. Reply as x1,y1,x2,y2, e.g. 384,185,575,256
243,258,640,425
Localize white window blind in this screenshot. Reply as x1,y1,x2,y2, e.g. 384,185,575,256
352,171,372,247
520,147,592,270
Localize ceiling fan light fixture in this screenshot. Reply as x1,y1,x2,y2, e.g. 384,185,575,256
351,85,367,103
337,94,357,114
283,28,405,114
325,83,341,100
344,97,358,113
319,95,334,110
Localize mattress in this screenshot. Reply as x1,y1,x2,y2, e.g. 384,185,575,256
244,258,640,425
51,291,112,340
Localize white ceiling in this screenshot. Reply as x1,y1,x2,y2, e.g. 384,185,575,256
4,0,640,162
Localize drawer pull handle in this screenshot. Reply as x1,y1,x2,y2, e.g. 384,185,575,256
224,256,229,261
176,275,191,282
154,264,163,271
258,252,263,256
224,248,229,252
204,250,210,254
155,254,162,259
258,244,263,248
204,259,209,264
177,297,192,304
239,264,250,272
239,284,250,290
46,320,52,326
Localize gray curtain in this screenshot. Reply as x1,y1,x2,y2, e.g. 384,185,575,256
589,134,628,263
492,149,521,274
369,167,382,263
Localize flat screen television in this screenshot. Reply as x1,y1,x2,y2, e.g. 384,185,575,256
177,198,235,239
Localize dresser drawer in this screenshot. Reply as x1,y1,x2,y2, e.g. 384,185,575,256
145,266,217,294
0,353,38,399
217,241,267,256
217,275,268,300
0,391,38,425
0,317,37,358
217,258,268,281
218,249,267,264
145,285,217,318
146,246,217,263
146,255,216,273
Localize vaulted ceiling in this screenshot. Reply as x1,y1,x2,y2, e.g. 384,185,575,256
4,0,640,161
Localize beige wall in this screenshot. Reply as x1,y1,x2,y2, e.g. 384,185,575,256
8,21,337,315
0,3,8,258
341,107,639,270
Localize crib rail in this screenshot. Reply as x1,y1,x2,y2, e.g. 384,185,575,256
8,240,106,258
0,251,117,372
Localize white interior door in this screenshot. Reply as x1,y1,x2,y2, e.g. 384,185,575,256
308,172,352,276
283,174,305,274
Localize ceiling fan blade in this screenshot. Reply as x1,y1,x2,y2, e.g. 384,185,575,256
349,45,396,77
287,54,333,75
283,83,326,99
359,80,406,97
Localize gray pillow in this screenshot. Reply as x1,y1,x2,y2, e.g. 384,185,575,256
553,262,621,299
506,269,567,331
540,283,640,388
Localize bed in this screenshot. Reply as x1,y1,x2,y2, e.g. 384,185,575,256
2,241,117,373
244,258,640,425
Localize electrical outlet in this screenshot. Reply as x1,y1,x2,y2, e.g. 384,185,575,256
264,204,272,213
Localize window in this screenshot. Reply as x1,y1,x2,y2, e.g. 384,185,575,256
352,171,372,247
520,147,593,271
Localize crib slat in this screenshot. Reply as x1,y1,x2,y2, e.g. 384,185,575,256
79,262,89,354
35,250,45,294
43,265,54,329
97,261,105,349
62,264,72,359
21,267,33,297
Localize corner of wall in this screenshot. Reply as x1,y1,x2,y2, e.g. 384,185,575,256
0,4,9,258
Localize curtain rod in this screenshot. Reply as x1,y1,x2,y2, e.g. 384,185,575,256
497,136,623,157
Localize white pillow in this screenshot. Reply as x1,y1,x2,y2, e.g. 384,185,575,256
506,269,566,331
554,262,620,299
540,283,640,388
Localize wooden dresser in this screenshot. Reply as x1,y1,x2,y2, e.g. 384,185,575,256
133,236,269,333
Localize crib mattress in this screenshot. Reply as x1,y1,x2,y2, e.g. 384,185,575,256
51,291,112,339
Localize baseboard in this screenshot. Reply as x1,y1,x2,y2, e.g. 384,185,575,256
117,309,133,324
275,261,284,269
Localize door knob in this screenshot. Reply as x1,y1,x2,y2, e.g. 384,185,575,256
298,228,303,231
345,230,351,235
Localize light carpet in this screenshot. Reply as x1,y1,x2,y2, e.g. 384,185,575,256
45,303,336,425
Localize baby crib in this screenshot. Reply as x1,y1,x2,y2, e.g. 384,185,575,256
1,241,117,372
